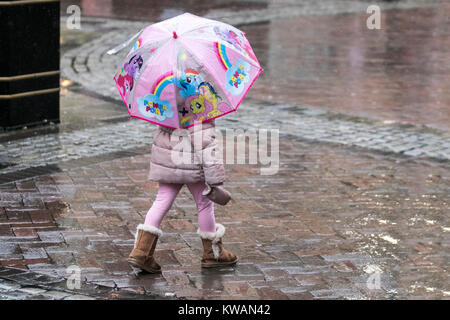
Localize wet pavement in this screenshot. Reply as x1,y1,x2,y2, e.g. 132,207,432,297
1,91,449,182
0,133,449,299
0,0,449,299
61,0,269,22
247,4,450,131
0,265,170,299
58,3,450,164
60,0,450,130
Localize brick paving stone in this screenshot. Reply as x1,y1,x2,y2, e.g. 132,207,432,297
2,3,449,186
0,0,449,300
1,133,449,299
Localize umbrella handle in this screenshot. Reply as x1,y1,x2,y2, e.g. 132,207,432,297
106,29,143,55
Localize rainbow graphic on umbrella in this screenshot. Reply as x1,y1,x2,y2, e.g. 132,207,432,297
216,42,233,70
112,12,262,129
152,72,174,96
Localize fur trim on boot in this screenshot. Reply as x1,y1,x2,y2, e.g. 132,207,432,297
128,224,162,273
197,224,225,242
134,224,163,245
198,224,238,267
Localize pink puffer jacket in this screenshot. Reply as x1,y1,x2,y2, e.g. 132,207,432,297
148,121,226,185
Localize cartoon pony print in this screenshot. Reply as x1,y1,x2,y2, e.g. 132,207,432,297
213,26,243,52
174,69,203,98
117,73,134,103
186,85,227,124
189,95,207,122
124,54,143,79
175,68,225,125
198,82,222,118
229,30,258,62
214,26,257,62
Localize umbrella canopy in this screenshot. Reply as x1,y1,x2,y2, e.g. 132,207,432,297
113,13,262,129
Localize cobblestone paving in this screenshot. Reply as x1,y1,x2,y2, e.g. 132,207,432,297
1,0,448,300
61,0,440,25
0,136,448,299
0,266,162,299
246,3,450,131
1,97,449,180
53,0,450,175
0,116,154,176
61,0,442,100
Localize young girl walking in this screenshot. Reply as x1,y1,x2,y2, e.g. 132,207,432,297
127,120,238,273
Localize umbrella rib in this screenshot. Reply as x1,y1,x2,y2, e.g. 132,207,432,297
179,40,237,111
127,37,171,106
182,35,261,70
179,20,216,37
216,40,261,69
171,38,182,127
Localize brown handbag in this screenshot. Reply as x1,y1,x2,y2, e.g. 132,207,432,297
202,183,232,206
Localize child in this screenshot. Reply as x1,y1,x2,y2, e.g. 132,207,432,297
127,120,238,273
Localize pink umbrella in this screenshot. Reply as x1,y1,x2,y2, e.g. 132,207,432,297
112,12,262,129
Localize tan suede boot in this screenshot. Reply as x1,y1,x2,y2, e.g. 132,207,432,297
127,224,162,273
198,224,238,268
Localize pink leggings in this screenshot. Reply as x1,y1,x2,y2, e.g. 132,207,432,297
144,181,216,232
